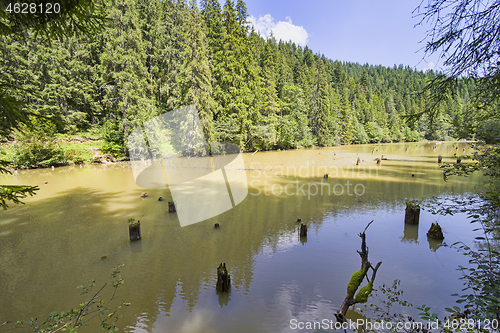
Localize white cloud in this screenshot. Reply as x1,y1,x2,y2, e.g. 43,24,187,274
247,14,309,47
423,62,435,72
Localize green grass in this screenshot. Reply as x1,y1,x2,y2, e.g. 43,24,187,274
59,136,105,164
0,133,106,168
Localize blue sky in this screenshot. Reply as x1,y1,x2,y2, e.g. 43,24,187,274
238,0,443,72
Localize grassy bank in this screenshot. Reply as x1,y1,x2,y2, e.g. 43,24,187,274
0,133,108,169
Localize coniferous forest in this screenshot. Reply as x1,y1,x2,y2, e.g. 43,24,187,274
0,0,478,162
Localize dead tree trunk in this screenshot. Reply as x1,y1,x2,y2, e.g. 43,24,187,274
335,221,382,323
299,223,307,237
216,263,231,292
404,203,420,224
129,222,141,241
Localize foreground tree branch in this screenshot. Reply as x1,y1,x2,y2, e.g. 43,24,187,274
335,220,382,323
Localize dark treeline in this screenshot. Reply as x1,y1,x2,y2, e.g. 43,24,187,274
0,0,476,154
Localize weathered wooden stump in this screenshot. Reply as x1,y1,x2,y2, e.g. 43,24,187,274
299,223,307,237
356,157,361,165
427,222,444,240
216,263,231,292
404,203,420,224
168,201,176,212
438,155,442,163
457,157,462,163
129,221,141,241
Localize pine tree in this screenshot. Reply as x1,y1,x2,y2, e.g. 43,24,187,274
100,0,153,140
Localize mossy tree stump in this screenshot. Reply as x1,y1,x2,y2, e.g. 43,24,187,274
168,201,176,212
427,222,444,240
129,221,141,241
404,202,420,225
216,263,231,292
299,223,307,237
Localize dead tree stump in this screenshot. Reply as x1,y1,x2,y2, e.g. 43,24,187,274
427,222,444,240
404,203,420,224
168,201,176,212
216,263,231,291
299,223,307,237
438,155,442,163
129,222,141,241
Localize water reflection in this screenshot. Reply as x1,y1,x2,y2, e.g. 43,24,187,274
402,223,419,244
428,236,443,252
0,142,485,333
217,290,231,308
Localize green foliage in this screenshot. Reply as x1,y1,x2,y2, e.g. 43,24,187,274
11,120,67,168
127,218,139,226
365,122,384,143
100,120,125,158
405,199,421,210
0,159,39,209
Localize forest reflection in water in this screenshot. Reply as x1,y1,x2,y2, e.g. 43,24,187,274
0,142,485,333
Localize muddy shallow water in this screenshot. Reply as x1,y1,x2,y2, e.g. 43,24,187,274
0,141,484,332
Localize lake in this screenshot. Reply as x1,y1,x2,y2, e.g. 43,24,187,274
0,141,484,332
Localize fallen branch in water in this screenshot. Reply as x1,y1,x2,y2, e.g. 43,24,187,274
335,220,382,323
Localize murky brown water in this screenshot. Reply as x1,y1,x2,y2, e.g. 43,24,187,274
0,142,483,332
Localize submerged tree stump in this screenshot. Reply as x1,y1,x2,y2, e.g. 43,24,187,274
404,203,420,224
216,263,231,291
129,222,141,241
168,201,176,212
438,155,442,163
427,222,444,240
299,223,307,237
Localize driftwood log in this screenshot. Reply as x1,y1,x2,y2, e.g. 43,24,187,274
129,222,141,241
404,203,420,224
335,221,382,323
216,263,231,291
